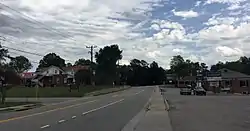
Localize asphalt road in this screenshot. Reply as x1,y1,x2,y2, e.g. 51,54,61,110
163,88,250,131
0,87,153,131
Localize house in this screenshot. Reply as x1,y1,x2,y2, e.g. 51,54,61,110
62,65,90,84
33,65,90,87
20,72,37,86
205,68,250,93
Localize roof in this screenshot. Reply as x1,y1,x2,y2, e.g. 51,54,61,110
219,68,250,78
21,72,36,79
36,65,65,73
62,65,90,72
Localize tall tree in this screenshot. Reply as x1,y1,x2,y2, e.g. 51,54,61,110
95,45,122,85
170,55,189,78
74,69,91,85
8,56,32,73
0,45,9,67
38,53,66,69
66,63,73,67
74,59,92,66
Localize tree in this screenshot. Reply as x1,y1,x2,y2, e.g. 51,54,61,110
149,61,166,85
74,69,91,85
8,56,32,73
38,53,66,69
66,63,72,67
0,45,9,67
0,44,12,104
210,56,250,75
95,45,122,85
170,55,189,78
74,59,92,66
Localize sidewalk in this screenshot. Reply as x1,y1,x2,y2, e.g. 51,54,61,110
134,87,172,131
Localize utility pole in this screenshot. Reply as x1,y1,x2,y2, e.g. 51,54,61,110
86,45,97,63
86,45,97,86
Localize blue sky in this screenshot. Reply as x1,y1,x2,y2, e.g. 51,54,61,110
1,0,250,70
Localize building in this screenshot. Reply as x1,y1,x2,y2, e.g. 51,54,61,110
32,65,90,87
205,68,250,93
177,76,196,88
20,72,37,87
62,65,90,84
34,66,67,87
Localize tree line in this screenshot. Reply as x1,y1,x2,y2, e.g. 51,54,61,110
2,44,250,87
36,45,166,86
168,55,250,79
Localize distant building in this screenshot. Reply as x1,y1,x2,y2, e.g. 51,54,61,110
204,68,250,93
177,76,196,88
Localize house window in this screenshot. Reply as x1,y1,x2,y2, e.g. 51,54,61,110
179,81,184,84
55,70,58,74
225,80,232,87
185,81,190,85
240,80,249,87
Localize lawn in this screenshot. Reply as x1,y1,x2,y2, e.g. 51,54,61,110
6,86,127,98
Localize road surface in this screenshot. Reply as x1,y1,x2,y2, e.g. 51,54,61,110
0,87,153,131
163,88,250,131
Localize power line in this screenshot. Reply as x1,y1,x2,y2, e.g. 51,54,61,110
2,45,44,57
0,2,82,43
8,51,39,64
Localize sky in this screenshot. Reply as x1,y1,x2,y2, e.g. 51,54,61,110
0,0,250,71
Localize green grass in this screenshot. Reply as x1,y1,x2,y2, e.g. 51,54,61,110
0,102,38,108
6,86,125,98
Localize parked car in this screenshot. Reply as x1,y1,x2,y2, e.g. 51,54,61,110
180,85,192,95
194,86,206,96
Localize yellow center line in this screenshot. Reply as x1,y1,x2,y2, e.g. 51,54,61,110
0,100,98,124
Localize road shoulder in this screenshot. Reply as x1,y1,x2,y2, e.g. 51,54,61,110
122,87,173,131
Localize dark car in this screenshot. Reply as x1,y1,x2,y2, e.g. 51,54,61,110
194,86,206,96
180,85,192,95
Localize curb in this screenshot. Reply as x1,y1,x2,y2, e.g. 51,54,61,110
121,89,153,131
85,87,130,96
0,103,41,112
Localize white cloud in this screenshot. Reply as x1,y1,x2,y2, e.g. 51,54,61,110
1,0,250,70
205,16,239,26
195,1,202,7
227,3,241,10
150,24,161,31
172,10,199,18
216,46,243,57
205,0,246,4
173,48,184,54
146,50,161,58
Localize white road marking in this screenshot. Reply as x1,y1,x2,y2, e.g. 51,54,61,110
82,99,125,115
58,120,66,123
134,90,145,95
72,116,76,119
40,125,50,129
47,97,92,106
